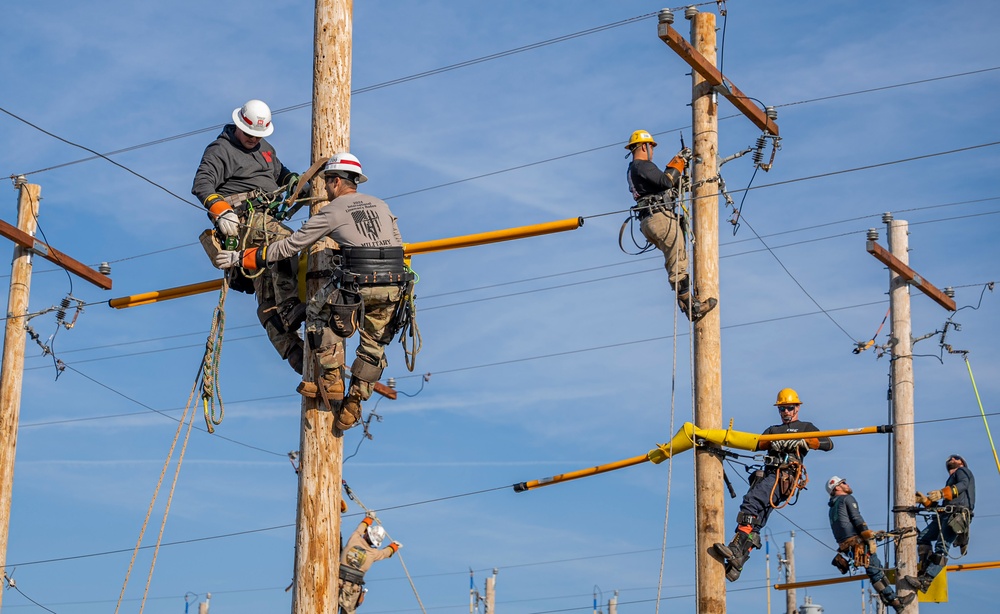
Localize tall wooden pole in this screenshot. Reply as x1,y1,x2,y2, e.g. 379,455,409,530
887,214,918,611
688,8,726,612
291,1,352,612
484,569,497,613
0,181,40,606
784,535,797,614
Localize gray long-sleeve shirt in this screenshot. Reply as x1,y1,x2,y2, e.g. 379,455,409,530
191,125,293,205
264,191,402,263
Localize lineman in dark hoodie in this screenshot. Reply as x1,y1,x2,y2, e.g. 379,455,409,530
193,99,306,373
911,454,976,592
827,476,914,612
714,387,833,581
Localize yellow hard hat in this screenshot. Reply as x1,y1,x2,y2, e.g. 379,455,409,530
774,388,802,406
625,129,657,149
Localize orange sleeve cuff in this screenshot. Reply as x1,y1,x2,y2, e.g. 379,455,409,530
666,156,685,173
362,517,373,527
207,199,232,218
389,543,399,554
241,247,260,270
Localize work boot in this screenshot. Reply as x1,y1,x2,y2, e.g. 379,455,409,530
278,299,307,331
336,395,363,431
296,377,344,402
887,592,916,612
713,531,760,582
677,292,718,322
286,344,304,375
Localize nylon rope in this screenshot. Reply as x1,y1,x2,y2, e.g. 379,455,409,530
113,367,201,614
342,482,427,614
654,263,681,613
200,278,229,432
964,355,1000,476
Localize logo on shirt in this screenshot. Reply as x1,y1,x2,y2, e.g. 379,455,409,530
262,151,273,163
352,209,382,242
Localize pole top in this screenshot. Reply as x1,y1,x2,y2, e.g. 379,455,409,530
684,5,699,19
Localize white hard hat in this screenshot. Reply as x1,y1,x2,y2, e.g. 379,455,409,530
366,523,386,548
232,99,274,137
324,152,368,184
826,475,846,495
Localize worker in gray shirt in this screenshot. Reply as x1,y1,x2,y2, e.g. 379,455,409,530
216,153,409,431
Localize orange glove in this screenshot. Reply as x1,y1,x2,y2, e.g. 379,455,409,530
941,485,957,501
340,500,348,513
362,516,374,527
860,529,874,540
805,438,821,450
388,542,400,554
666,155,686,174
915,491,933,507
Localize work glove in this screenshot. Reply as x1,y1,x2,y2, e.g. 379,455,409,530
666,152,687,174
941,485,957,501
860,529,877,553
389,542,402,553
214,247,261,271
915,491,933,507
286,173,310,199
925,489,943,503
205,194,240,236
365,510,377,520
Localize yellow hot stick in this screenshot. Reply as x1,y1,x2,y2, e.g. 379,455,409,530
774,560,1000,591
109,218,585,309
514,422,894,493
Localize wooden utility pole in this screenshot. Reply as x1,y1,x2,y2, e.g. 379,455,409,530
484,568,497,613
687,8,726,611
291,1,353,612
886,216,917,612
657,7,780,610
0,180,112,607
0,182,39,606
865,214,956,613
784,535,797,614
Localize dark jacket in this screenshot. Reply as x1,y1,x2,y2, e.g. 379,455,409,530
829,493,870,544
627,159,680,201
761,419,834,462
191,124,293,205
946,466,975,511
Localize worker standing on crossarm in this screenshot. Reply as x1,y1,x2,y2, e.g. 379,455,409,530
909,454,975,592
827,476,915,612
338,510,400,613
713,388,833,581
193,99,308,374
214,153,410,431
625,129,716,321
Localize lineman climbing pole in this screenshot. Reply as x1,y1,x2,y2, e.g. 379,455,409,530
867,214,956,612
0,180,112,608
291,1,352,612
657,8,779,611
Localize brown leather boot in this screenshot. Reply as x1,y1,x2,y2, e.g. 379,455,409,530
336,395,363,431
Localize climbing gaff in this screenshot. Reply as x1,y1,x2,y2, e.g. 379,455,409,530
513,422,894,493
403,217,584,256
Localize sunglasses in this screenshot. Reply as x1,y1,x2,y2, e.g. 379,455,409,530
777,406,798,412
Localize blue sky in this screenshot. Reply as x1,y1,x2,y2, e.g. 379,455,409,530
1,1,999,612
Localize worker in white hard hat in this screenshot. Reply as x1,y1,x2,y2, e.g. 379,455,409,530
338,510,401,613
827,476,916,612
625,129,716,322
214,153,413,432
193,99,309,374
713,388,833,582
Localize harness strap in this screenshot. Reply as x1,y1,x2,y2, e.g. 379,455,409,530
339,565,366,585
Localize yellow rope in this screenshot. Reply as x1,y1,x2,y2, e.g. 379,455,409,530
201,279,229,433
114,373,201,614
342,483,427,614
965,356,1000,475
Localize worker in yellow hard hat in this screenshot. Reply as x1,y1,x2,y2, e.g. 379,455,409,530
713,388,833,581
625,129,716,321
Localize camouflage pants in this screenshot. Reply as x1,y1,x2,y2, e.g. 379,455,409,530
338,581,363,614
640,208,688,289
245,210,302,361
348,285,403,401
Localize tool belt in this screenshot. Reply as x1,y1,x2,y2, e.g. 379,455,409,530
321,246,414,286
838,536,871,568
339,565,366,586
632,194,675,220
